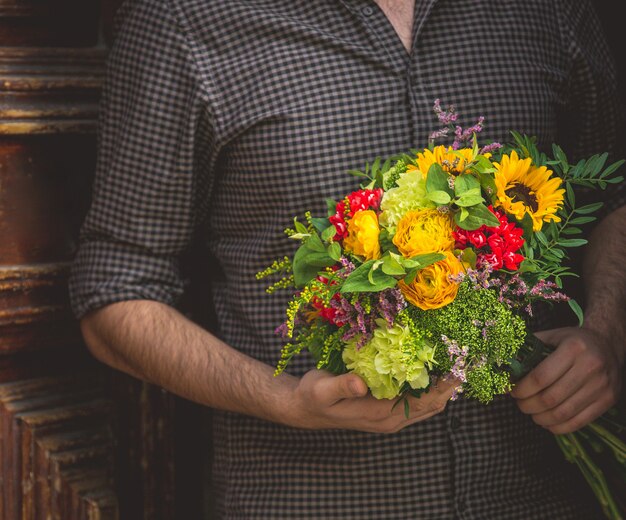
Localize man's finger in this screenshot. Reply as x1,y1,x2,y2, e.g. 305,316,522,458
547,399,612,435
529,378,606,427
511,343,574,399
515,365,586,414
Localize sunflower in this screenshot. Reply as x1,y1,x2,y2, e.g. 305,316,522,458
409,145,475,177
493,150,565,231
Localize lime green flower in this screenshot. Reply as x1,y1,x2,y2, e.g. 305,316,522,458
379,169,434,234
342,318,435,399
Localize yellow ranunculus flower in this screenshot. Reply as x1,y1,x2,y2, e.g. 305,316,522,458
344,210,381,260
392,209,454,258
398,251,463,310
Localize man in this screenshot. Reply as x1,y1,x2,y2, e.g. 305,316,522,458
70,0,624,517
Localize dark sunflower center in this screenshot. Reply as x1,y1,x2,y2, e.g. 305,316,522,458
506,183,538,212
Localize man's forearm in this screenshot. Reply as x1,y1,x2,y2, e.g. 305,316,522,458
80,300,300,424
79,299,459,434
582,205,626,363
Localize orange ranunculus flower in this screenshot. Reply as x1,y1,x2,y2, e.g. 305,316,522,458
398,251,464,310
392,209,454,258
344,210,381,260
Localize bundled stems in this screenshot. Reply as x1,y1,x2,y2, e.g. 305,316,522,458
514,335,626,520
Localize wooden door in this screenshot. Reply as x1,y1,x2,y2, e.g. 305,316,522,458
0,2,206,518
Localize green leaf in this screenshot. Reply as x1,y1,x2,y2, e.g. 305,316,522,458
327,242,342,261
599,159,625,179
427,190,452,204
372,156,381,176
307,232,327,252
455,192,484,207
460,248,477,269
569,216,596,225
561,226,582,235
426,164,454,195
557,238,588,248
535,231,549,247
454,174,480,197
381,254,406,276
341,260,397,293
459,207,469,222
368,260,384,284
519,213,534,239
574,202,603,215
401,252,446,284
326,198,339,216
294,218,308,235
518,260,538,273
454,203,500,230
400,252,446,270
565,183,575,207
312,217,330,233
473,155,496,174
321,225,337,242
347,169,370,179
454,174,481,196
292,243,335,287
586,153,608,177
568,299,584,326
552,144,569,174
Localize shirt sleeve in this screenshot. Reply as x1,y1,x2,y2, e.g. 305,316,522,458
556,0,625,215
69,0,218,319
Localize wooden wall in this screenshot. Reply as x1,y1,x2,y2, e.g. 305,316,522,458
0,2,206,518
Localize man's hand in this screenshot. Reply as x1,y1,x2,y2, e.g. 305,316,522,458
288,370,458,433
511,327,623,434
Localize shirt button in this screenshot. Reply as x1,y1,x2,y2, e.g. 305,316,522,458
450,416,461,431
362,6,374,16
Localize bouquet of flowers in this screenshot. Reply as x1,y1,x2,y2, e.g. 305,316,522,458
258,100,626,519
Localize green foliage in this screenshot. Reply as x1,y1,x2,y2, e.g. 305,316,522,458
453,202,500,230
340,252,444,293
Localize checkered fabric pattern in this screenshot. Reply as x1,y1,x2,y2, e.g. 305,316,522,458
69,0,625,518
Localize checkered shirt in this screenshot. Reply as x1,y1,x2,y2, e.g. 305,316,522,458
69,0,625,518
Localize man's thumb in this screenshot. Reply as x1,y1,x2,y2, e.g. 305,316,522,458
333,373,368,400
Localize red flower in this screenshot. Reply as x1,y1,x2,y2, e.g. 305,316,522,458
454,206,525,271
329,188,383,241
329,200,349,240
347,188,384,214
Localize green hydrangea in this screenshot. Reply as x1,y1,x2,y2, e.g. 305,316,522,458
342,318,436,399
379,169,434,234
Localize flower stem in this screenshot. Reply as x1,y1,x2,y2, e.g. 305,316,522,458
556,433,623,519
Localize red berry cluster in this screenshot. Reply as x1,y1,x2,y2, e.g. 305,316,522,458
454,206,525,270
